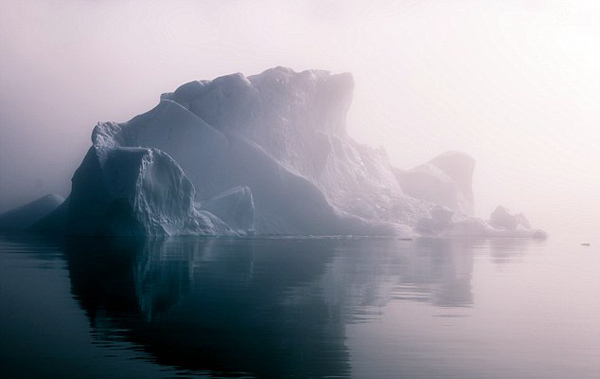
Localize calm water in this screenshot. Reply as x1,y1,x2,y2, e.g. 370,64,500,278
0,235,598,378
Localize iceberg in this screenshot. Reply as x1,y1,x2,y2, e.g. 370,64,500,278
0,194,64,232
395,151,475,216
415,205,547,239
489,205,532,231
73,67,425,236
0,67,546,238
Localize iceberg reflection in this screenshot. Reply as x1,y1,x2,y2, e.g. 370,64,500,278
64,237,487,377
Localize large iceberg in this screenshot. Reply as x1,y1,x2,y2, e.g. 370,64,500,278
0,67,546,238
68,67,425,236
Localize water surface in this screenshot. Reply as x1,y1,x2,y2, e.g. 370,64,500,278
1,235,598,378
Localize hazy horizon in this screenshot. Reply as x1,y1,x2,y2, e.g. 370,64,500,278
1,0,598,237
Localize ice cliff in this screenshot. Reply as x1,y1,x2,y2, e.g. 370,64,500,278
65,146,240,236
0,67,546,238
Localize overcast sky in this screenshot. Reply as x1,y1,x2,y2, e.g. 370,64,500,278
1,0,598,236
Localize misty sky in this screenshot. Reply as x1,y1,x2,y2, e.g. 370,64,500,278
1,0,598,236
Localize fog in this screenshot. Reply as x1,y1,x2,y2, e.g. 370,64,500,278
1,0,598,237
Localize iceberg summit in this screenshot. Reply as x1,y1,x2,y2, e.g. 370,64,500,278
1,67,546,238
